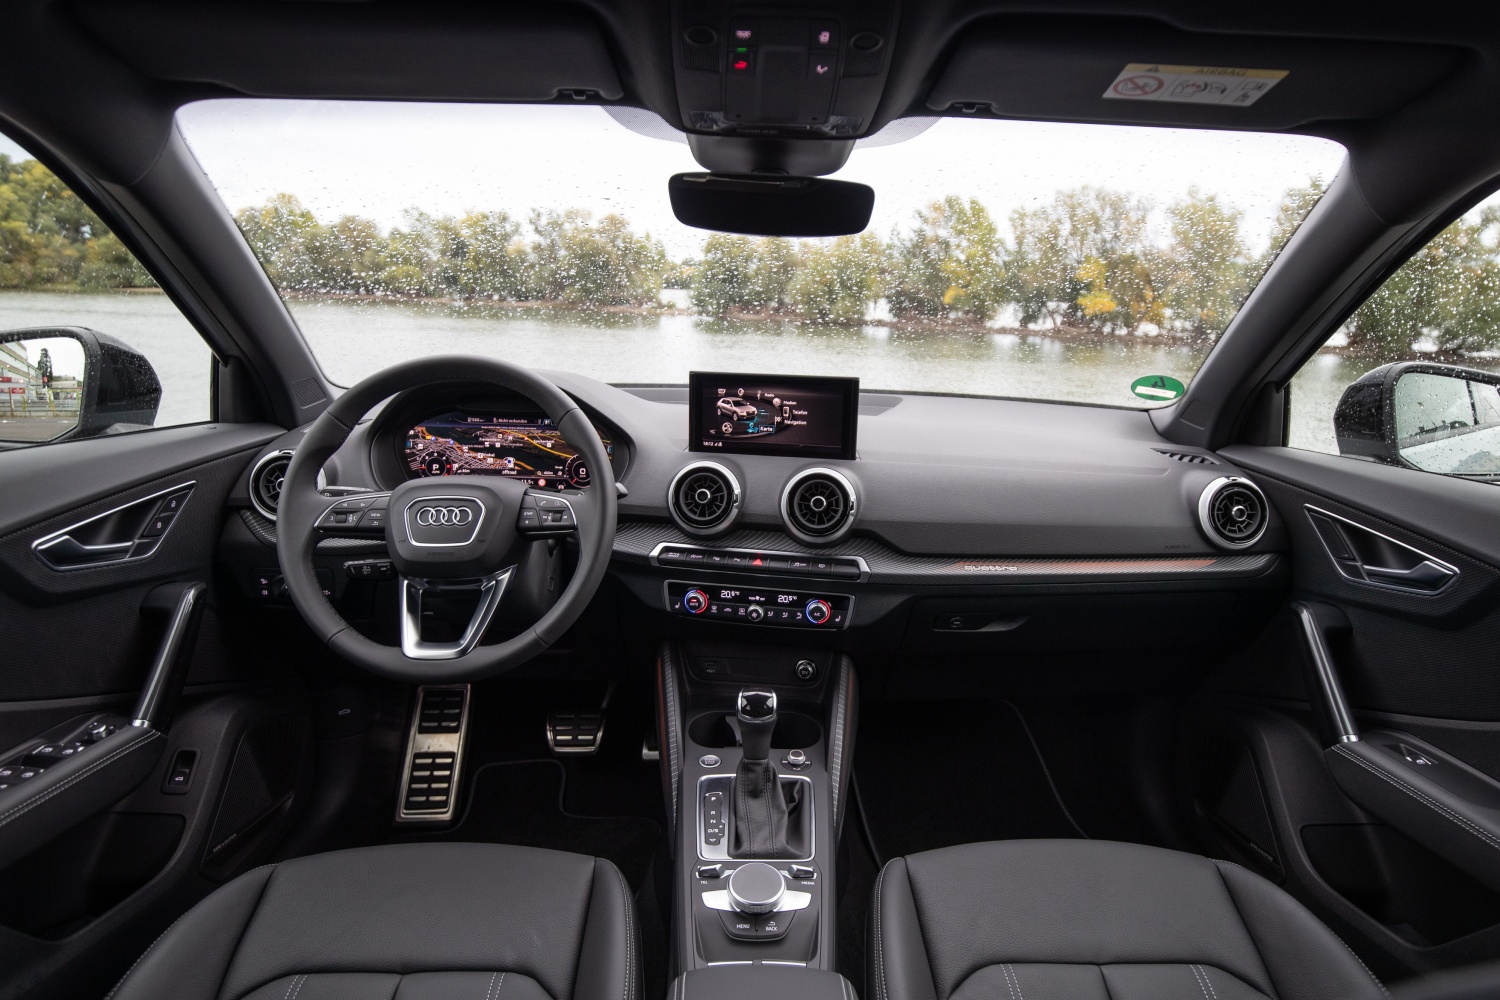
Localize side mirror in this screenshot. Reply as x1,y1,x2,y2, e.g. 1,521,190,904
1333,361,1500,478
0,327,161,445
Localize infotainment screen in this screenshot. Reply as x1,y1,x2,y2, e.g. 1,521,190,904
689,372,858,460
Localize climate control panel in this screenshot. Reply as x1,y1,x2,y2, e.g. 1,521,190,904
667,582,852,629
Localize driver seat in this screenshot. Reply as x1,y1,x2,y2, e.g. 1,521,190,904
108,843,638,1000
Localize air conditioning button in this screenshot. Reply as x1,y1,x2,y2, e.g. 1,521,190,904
684,589,709,614
805,599,832,624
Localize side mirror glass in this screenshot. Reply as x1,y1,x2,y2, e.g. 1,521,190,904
1333,361,1500,480
0,327,161,445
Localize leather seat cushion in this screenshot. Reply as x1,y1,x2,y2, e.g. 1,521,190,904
870,839,1385,1000
110,842,638,1000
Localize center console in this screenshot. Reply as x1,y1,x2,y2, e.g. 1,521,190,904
658,641,856,973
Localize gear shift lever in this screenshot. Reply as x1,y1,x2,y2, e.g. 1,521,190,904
738,689,777,762
731,688,804,859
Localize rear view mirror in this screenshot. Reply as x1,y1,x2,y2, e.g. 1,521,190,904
668,173,874,237
0,327,161,444
1333,361,1500,478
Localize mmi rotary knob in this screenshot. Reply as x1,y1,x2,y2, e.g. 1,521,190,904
728,862,786,914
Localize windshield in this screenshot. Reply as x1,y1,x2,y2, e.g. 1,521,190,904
176,101,1344,407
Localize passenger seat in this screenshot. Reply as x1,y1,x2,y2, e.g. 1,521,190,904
869,840,1384,1000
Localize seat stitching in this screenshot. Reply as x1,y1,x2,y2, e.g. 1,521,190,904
1327,930,1390,996
0,730,161,828
1208,861,1280,999
284,973,307,1000
1191,964,1216,1000
609,862,635,1000
872,865,888,1000
102,910,189,1000
1335,745,1500,853
105,861,282,1000
1001,962,1022,1000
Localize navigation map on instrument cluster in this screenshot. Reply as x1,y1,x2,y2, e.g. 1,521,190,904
403,411,608,489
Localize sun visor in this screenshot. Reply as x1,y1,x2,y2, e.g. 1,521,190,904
68,1,624,103
926,18,1461,132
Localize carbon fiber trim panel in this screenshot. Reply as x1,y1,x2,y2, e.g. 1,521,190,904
613,521,1280,585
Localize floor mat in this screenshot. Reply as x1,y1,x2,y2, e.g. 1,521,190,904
403,759,661,890
854,699,1086,864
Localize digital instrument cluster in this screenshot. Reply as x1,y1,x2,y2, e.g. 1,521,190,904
689,372,859,460
402,411,611,490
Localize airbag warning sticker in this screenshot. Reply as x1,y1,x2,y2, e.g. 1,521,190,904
1103,64,1287,107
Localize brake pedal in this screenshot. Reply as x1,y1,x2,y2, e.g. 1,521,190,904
547,712,604,754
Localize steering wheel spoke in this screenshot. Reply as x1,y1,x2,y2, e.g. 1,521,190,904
517,490,579,536
399,568,514,660
316,491,392,536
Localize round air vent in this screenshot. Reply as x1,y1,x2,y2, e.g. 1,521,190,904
1197,476,1269,550
668,462,741,536
782,468,857,545
249,450,294,521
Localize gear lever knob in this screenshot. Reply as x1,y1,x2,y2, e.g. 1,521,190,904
738,689,778,763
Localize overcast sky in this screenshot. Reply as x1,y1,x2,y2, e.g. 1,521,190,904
6,101,1348,260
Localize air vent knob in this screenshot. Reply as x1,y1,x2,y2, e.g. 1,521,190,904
805,599,831,624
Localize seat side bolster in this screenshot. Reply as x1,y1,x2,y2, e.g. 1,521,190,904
573,857,638,1000
869,859,939,1000
109,863,278,1000
1214,860,1387,1000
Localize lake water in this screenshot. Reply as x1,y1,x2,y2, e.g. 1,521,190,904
0,290,1407,454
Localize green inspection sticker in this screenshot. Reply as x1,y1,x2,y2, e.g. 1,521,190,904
1131,375,1186,401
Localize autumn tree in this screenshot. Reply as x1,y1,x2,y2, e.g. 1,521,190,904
1160,188,1249,338
789,233,884,324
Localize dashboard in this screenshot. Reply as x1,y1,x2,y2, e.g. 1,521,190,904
401,410,610,490
235,370,1289,647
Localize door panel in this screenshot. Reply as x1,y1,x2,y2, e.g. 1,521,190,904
0,421,315,1000
1192,444,1500,977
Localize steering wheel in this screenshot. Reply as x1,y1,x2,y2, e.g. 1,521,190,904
275,356,617,683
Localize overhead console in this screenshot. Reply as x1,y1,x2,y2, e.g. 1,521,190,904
672,0,899,154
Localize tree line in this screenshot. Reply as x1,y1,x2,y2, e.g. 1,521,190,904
0,154,154,290
6,150,1500,354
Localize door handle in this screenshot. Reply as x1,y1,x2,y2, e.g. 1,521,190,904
1361,560,1455,589
33,534,134,567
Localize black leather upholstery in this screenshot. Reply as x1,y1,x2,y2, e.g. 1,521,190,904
869,840,1386,1000
669,966,857,1000
109,842,639,1000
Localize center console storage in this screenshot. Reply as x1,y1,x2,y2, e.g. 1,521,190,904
657,640,856,974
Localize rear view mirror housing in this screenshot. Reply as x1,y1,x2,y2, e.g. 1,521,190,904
668,173,874,238
1333,361,1500,478
0,326,161,444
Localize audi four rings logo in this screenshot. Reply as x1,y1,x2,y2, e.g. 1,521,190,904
414,506,473,526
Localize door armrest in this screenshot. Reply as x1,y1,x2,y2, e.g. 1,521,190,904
0,725,165,869
1328,729,1500,894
